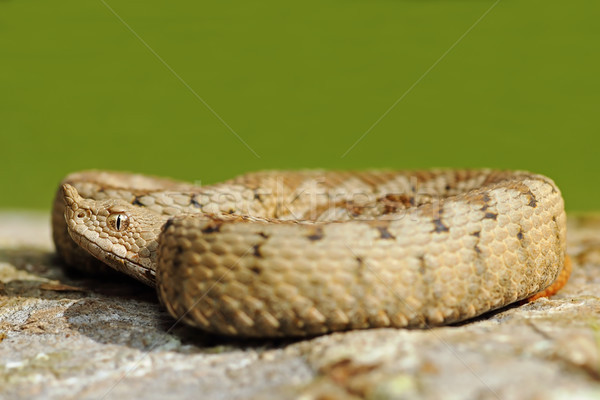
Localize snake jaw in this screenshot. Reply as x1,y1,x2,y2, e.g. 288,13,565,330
68,230,156,286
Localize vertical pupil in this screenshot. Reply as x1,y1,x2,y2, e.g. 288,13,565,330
116,215,121,230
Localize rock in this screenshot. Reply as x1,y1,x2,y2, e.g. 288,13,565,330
1,212,600,400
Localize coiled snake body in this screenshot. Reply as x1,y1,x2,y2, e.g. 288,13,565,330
53,169,568,337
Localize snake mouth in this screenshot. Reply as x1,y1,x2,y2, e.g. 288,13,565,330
67,226,156,287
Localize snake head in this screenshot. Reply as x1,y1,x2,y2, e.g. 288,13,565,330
61,183,166,286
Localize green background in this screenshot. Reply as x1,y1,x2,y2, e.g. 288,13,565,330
1,1,598,211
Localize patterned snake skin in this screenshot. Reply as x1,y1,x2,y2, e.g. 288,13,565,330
53,169,567,337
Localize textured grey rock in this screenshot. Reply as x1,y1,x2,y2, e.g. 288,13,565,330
1,212,600,400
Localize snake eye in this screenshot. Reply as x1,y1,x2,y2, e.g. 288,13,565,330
107,213,129,232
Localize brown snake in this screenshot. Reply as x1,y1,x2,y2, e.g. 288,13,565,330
53,169,568,337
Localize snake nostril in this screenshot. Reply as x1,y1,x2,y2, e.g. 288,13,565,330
76,211,86,219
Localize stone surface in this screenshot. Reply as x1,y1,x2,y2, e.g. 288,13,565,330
1,211,600,400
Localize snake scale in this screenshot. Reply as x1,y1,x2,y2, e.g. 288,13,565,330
52,169,568,337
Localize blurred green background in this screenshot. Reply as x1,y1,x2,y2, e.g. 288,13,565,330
1,1,598,211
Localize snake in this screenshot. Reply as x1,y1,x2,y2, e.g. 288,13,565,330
52,169,569,337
